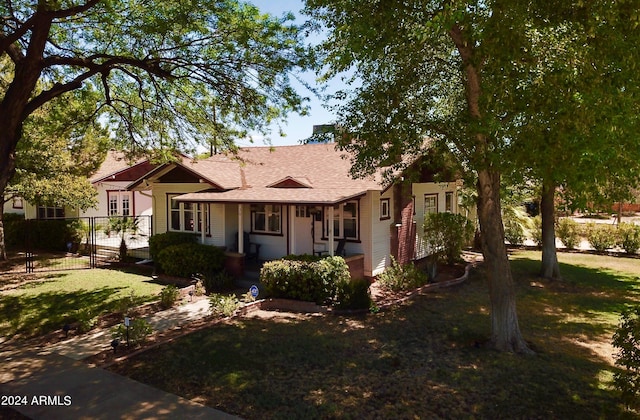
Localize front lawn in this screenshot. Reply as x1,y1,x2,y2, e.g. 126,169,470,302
0,267,163,340
108,250,640,419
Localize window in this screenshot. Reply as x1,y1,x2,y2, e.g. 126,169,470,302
252,204,281,234
37,206,65,219
168,195,209,233
107,191,132,216
424,194,438,215
295,206,309,218
380,198,390,220
12,197,23,209
324,200,359,240
445,191,454,213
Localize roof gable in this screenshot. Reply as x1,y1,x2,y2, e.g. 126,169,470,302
267,176,313,189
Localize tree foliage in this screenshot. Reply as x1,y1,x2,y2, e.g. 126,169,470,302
304,0,640,352
0,0,311,258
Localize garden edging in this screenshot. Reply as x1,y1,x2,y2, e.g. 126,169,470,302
236,262,475,316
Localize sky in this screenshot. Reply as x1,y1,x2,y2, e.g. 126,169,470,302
239,0,340,147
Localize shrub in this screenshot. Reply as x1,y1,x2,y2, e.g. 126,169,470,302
149,232,197,262
260,256,351,305
201,270,235,294
115,291,145,316
12,219,83,252
111,318,153,346
335,278,371,310
556,218,582,250
618,223,640,255
613,306,640,409
209,293,242,317
377,257,428,292
73,308,98,333
156,243,225,279
159,285,180,309
3,213,25,249
502,205,530,246
423,212,474,265
504,219,526,246
530,215,543,248
585,222,617,252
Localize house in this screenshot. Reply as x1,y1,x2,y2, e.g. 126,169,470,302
128,143,459,279
15,150,156,220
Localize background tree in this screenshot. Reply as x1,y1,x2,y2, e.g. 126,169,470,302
504,16,640,280
0,0,311,259
304,0,640,352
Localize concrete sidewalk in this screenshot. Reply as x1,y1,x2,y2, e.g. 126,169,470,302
48,298,212,360
0,299,240,419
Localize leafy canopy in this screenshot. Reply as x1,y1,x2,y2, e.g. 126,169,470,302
1,0,312,155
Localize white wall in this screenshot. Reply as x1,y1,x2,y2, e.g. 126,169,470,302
412,182,458,233
369,189,394,277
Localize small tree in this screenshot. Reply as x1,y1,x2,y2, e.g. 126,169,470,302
108,216,139,261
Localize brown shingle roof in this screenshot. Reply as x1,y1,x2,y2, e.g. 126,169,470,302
172,143,385,204
90,150,151,183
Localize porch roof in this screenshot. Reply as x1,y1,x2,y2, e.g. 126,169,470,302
172,187,369,205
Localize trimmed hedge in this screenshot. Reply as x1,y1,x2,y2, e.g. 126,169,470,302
3,215,83,252
260,256,351,305
149,232,198,262
156,243,225,279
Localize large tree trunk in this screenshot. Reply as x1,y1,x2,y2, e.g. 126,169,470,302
540,179,561,280
477,170,533,353
450,23,531,353
0,129,20,261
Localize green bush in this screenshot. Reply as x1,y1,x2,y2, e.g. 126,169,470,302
115,291,145,316
377,256,428,292
585,222,617,252
502,205,530,246
423,212,474,265
556,218,582,250
73,308,98,333
260,256,351,305
111,318,153,346
156,243,225,279
618,223,640,255
159,285,180,309
201,270,235,294
209,293,242,317
335,278,371,310
504,219,526,246
3,213,25,249
149,231,197,262
530,215,543,248
613,306,640,409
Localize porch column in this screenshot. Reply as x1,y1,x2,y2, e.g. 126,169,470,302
328,205,335,256
200,203,205,244
238,204,244,254
289,205,296,255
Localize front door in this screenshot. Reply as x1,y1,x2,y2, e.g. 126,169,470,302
294,206,313,255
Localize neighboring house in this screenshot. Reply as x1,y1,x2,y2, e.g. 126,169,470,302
17,150,156,220
128,143,459,279
3,195,25,216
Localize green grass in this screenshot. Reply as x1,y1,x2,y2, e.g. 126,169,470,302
0,267,163,339
109,250,640,419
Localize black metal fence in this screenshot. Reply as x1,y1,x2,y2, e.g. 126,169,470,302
4,215,152,274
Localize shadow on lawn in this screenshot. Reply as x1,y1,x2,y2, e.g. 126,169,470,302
0,286,127,339
109,262,635,419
